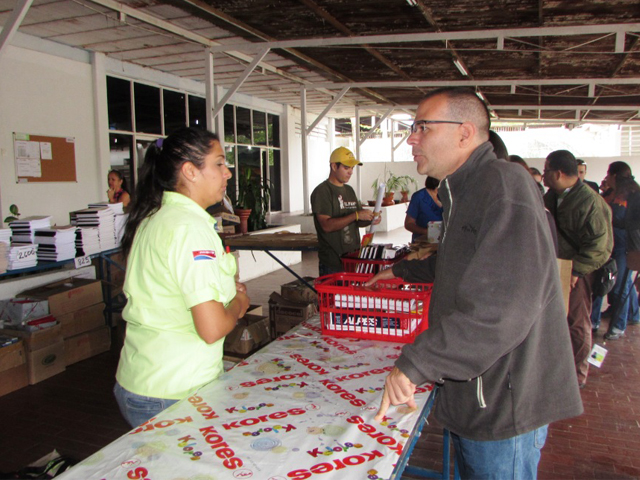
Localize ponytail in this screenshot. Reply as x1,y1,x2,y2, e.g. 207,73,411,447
121,128,220,259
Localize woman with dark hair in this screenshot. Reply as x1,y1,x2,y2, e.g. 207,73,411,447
107,170,131,207
404,176,443,242
593,161,640,339
115,127,250,427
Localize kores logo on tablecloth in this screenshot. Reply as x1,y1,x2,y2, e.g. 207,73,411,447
129,416,193,435
346,416,404,455
287,450,383,479
290,354,330,374
222,408,307,430
199,425,244,470
318,379,366,407
239,372,310,388
188,395,221,420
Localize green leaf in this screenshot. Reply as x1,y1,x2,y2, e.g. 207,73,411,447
9,204,19,215
4,216,18,223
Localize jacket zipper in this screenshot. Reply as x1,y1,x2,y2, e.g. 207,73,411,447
442,177,453,244
476,376,487,408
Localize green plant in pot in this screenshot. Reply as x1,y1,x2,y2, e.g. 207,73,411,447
4,204,20,224
235,168,272,233
372,169,418,206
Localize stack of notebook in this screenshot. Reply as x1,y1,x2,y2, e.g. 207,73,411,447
0,229,10,274
7,244,38,270
71,207,117,251
8,216,52,244
34,225,78,262
75,227,101,256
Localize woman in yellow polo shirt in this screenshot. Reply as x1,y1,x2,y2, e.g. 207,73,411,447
114,127,250,428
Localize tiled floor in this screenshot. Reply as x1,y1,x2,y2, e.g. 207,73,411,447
1,228,639,478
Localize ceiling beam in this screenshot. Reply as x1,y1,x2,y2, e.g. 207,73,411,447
210,23,640,52
0,0,34,59
309,77,640,89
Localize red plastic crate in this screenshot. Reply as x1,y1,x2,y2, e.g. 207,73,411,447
315,273,432,343
341,250,407,274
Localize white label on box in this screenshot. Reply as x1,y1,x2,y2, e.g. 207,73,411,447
74,255,91,269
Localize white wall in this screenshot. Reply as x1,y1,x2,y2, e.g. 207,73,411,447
0,45,102,226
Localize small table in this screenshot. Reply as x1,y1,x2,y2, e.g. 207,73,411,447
57,316,442,480
225,233,319,292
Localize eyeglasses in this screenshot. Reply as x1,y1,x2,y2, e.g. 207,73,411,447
410,120,463,134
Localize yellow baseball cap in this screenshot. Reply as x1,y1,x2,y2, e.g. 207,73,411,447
330,147,362,167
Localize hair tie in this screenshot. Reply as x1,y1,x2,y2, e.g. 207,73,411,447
156,138,164,148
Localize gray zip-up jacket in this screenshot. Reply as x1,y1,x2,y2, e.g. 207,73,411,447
392,142,583,441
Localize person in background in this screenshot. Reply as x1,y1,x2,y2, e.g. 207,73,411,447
404,176,443,242
311,147,380,276
543,150,613,387
530,167,545,194
107,170,131,208
367,87,582,479
596,162,640,340
488,130,508,160
115,127,250,428
576,159,600,193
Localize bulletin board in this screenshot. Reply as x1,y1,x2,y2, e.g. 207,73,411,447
12,132,77,183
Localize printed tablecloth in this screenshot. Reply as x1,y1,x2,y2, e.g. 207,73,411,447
58,315,433,480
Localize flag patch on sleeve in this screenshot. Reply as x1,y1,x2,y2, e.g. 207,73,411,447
193,250,217,261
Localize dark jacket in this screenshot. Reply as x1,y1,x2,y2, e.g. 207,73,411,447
543,180,613,277
392,142,583,441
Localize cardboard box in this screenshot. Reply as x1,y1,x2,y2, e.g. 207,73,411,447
0,340,28,397
19,278,103,317
25,341,65,384
64,326,111,366
220,212,240,225
2,323,66,384
3,322,63,351
280,277,317,305
0,298,49,325
224,314,271,355
57,302,105,338
269,292,316,338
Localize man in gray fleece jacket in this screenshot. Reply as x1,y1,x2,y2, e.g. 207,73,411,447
367,88,583,479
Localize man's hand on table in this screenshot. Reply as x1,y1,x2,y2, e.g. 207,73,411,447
375,367,417,421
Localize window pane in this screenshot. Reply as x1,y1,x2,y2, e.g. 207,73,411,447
109,133,134,196
163,90,186,135
226,145,237,204
134,83,161,134
135,139,156,193
236,107,252,144
268,149,281,211
253,111,266,146
188,95,207,130
107,77,132,131
224,104,235,144
267,113,280,147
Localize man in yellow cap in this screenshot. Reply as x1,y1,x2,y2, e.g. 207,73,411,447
311,147,379,275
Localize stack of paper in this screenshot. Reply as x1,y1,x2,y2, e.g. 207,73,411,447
34,225,77,262
7,244,38,270
0,229,10,274
114,213,128,246
89,201,124,215
73,208,117,251
8,216,52,243
75,227,101,256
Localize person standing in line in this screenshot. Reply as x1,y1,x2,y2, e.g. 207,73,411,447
366,87,583,479
543,150,613,387
404,176,443,242
311,147,380,276
576,159,600,193
114,127,250,428
597,162,640,339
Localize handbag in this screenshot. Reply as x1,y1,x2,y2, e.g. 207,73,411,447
555,223,617,297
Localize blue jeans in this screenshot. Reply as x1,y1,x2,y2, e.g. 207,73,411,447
608,263,639,334
451,425,548,480
114,382,178,428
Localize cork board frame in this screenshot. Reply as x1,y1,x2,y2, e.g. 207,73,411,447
13,132,77,183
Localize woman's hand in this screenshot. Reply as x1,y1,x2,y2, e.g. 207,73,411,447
235,282,247,294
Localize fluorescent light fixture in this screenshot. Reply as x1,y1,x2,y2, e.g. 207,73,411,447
391,113,413,121
406,0,417,6
476,91,488,103
453,59,469,77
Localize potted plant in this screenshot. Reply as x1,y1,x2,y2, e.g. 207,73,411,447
234,167,272,233
4,204,20,224
372,169,418,206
